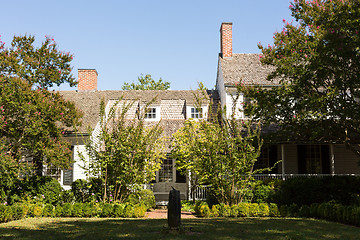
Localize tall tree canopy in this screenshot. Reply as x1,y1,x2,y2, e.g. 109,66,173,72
244,0,360,154
122,74,170,90
0,35,82,179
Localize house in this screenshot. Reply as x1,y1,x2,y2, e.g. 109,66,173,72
59,69,218,202
216,22,360,179
57,22,360,202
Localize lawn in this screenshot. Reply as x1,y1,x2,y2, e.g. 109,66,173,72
1,217,360,240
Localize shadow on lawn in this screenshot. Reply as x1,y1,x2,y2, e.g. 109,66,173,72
1,218,360,240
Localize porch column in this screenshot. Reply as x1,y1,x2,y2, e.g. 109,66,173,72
281,144,285,180
330,144,335,176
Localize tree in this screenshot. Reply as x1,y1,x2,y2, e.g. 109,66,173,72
81,97,166,203
172,89,264,205
0,35,82,175
122,74,170,90
244,0,360,155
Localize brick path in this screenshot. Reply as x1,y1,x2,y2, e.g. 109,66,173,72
144,209,197,219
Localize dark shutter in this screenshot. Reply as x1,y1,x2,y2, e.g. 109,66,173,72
297,145,306,174
321,145,330,174
269,145,278,174
63,167,73,185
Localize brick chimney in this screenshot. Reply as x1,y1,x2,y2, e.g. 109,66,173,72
220,22,233,58
78,69,98,91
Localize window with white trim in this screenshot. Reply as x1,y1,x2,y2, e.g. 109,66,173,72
190,107,203,119
159,157,173,182
145,107,157,119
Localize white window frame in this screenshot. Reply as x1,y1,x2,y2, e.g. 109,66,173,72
186,105,208,120
143,105,161,121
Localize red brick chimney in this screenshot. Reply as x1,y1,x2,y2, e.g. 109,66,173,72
78,69,98,91
220,22,233,58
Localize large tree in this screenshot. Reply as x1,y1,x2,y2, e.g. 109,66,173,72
244,0,360,154
122,74,170,90
172,90,264,205
0,35,82,176
81,97,166,203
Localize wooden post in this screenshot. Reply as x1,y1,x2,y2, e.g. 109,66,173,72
330,144,335,176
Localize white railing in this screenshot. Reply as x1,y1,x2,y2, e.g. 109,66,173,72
189,185,211,201
253,173,360,181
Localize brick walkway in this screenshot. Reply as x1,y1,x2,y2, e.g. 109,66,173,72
144,209,197,219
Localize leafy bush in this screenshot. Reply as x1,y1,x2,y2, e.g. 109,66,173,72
31,204,43,217
299,205,310,218
199,204,210,218
133,205,147,218
124,204,134,218
248,203,260,217
72,203,84,217
210,205,219,217
272,176,360,206
253,181,272,203
82,202,97,217
0,205,13,222
127,189,155,211
269,203,280,217
113,203,126,218
230,205,239,217
217,204,231,217
11,203,28,220
181,200,195,212
42,204,54,217
54,205,63,217
258,203,270,217
61,203,73,217
60,190,75,204
71,178,103,203
100,203,113,217
238,203,250,217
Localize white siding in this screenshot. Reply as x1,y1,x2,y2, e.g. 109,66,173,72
333,145,360,174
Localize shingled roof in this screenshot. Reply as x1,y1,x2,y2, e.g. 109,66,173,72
219,53,279,86
60,90,216,133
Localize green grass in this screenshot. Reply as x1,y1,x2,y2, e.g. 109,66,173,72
1,217,360,240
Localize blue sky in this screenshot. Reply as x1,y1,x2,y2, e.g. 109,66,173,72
0,0,292,91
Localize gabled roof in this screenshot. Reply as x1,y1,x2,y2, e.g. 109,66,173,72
60,90,217,133
219,53,278,86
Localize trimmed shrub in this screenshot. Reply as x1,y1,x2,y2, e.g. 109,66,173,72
299,205,310,218
124,204,134,218
113,203,126,218
230,205,239,217
253,182,273,203
133,205,147,218
269,203,280,217
42,204,54,217
100,203,113,217
0,205,13,222
248,203,260,217
279,205,288,217
258,203,270,217
54,205,63,217
11,203,28,220
72,203,84,217
61,203,73,217
238,203,249,217
288,203,299,217
200,204,211,218
210,205,219,217
83,203,97,217
31,204,43,217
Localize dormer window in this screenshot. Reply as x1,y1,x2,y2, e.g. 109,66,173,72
191,107,203,119
145,107,157,119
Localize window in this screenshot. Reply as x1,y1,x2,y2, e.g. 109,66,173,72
159,157,173,182
145,107,156,119
191,107,203,119
305,145,322,174
298,145,330,174
45,164,61,181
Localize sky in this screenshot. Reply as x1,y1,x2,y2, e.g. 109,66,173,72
0,0,293,91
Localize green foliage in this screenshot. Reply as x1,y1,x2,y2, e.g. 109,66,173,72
122,74,170,90
238,203,250,217
61,203,72,217
11,203,28,220
82,203,98,217
0,204,13,222
72,203,84,217
258,203,270,217
230,205,239,217
172,88,263,205
272,176,360,206
253,181,273,203
244,0,360,153
200,204,211,218
71,178,103,203
42,204,54,217
60,190,75,204
123,204,134,218
210,205,219,217
127,189,155,211
81,97,165,203
100,203,113,218
180,200,195,212
54,205,63,217
31,204,43,217
269,203,280,217
133,205,147,218
113,203,126,218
